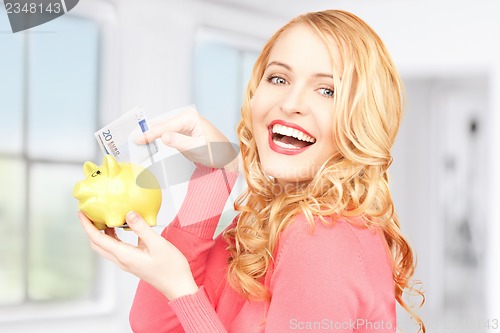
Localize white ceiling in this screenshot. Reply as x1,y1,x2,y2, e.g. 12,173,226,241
196,0,365,18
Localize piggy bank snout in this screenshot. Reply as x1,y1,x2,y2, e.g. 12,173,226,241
73,181,91,201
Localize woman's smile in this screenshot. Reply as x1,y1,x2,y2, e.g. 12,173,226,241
268,119,316,155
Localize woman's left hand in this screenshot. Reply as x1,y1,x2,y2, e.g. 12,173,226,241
78,210,199,301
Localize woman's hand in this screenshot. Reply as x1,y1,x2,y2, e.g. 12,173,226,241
136,106,238,171
78,210,199,301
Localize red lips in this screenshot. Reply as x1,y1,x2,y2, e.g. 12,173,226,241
267,120,315,155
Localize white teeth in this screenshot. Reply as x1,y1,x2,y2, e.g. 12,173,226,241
271,124,316,143
293,129,302,140
296,131,305,142
273,139,301,149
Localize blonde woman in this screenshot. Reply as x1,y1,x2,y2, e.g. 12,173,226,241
80,9,425,332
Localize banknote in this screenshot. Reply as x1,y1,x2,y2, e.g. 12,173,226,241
94,107,158,166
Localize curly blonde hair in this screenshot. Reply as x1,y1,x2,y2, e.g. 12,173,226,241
224,9,425,332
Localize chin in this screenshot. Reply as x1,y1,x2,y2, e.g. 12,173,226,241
262,164,314,185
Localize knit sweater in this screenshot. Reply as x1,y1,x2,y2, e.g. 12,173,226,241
129,166,396,332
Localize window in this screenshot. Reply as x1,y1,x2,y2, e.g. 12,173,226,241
193,28,261,233
0,8,103,315
194,28,261,144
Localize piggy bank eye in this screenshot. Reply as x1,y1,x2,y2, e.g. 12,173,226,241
91,170,102,177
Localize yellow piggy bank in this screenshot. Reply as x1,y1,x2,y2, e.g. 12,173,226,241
73,155,162,230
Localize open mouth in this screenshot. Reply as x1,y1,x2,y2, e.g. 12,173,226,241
270,123,316,150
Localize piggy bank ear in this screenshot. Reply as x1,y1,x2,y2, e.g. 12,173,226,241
83,161,98,176
103,155,121,177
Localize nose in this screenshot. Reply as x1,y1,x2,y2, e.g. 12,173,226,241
280,86,309,115
72,181,87,200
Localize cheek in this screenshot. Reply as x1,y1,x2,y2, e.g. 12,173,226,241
250,99,264,123
320,125,334,144
251,121,268,147
250,94,269,130
315,118,337,156
251,83,278,115
318,113,335,139
250,111,266,150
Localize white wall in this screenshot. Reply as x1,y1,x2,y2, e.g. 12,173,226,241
2,0,499,331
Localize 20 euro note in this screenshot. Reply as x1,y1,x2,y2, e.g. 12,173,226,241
94,107,159,167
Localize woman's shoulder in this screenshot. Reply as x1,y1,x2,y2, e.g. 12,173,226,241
275,213,394,284
278,214,384,253
271,214,395,314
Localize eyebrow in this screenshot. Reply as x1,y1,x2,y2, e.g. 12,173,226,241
266,61,334,79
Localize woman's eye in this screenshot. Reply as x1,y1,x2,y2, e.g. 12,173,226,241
318,87,335,97
268,76,288,85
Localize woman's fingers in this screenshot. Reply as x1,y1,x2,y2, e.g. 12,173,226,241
135,107,202,145
78,211,136,266
89,239,121,266
124,211,161,250
135,110,210,161
135,125,169,144
157,106,202,136
77,211,198,300
160,131,207,153
133,106,238,168
78,212,120,249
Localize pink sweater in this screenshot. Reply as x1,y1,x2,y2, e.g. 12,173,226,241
129,166,396,332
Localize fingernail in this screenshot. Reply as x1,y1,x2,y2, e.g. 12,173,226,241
126,211,139,224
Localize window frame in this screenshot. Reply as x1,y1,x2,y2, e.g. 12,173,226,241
193,26,264,235
0,0,121,322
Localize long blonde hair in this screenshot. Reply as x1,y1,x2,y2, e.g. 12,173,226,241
224,10,425,332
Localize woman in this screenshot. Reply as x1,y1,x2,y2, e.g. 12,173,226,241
80,9,425,332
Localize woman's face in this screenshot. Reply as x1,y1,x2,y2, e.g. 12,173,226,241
251,23,341,187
